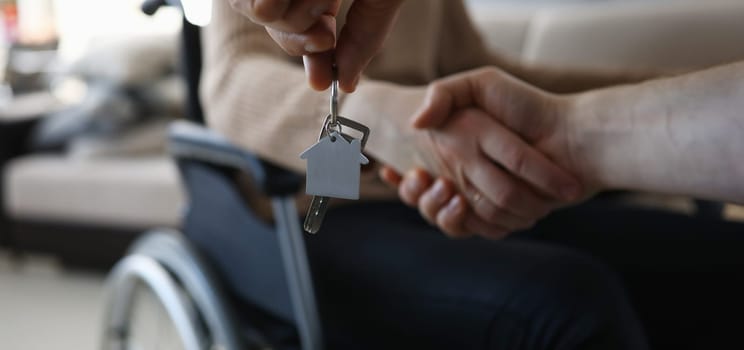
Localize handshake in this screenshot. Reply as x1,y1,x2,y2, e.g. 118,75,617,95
369,63,744,240
377,68,593,239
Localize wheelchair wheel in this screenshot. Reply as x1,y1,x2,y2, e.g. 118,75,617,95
101,230,252,350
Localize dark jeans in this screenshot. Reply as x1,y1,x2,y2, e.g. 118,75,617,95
306,201,648,350
522,199,744,350
213,200,649,350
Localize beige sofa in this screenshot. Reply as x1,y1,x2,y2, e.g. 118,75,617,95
472,0,744,72
3,0,744,264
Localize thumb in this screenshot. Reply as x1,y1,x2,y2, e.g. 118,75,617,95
411,70,485,129
412,68,546,135
410,84,455,129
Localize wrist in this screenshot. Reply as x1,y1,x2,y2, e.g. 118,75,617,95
561,91,613,192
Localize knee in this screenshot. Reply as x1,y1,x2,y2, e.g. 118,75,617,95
490,246,646,349
540,249,627,312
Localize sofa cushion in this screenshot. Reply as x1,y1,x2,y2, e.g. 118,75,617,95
4,155,183,228
65,34,178,85
67,118,171,159
468,3,536,59
522,0,744,71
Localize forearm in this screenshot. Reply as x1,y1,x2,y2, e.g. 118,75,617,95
567,61,744,202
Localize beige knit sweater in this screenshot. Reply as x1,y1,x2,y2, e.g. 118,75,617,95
201,0,499,206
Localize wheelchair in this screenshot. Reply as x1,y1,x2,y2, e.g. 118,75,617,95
101,121,320,350
101,1,321,349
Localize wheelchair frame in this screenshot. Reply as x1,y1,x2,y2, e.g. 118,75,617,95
103,120,324,350
103,1,323,349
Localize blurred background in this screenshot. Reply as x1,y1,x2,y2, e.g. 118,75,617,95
1,0,744,349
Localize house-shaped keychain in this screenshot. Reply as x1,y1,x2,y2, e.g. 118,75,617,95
300,131,369,200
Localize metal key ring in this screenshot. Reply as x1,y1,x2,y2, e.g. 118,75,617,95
325,117,342,136
329,64,339,126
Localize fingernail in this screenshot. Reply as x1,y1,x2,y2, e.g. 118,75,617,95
444,196,463,214
405,176,422,193
304,42,329,53
343,74,360,93
304,43,321,53
430,179,446,202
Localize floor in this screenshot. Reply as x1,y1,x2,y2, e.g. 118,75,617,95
0,250,105,350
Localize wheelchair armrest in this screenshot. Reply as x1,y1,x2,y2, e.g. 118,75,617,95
141,0,168,15
168,121,303,196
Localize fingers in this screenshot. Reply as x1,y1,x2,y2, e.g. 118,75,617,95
411,69,490,129
262,11,336,90
465,154,555,226
397,170,527,239
232,0,401,92
410,178,471,239
378,166,402,188
239,1,339,89
335,0,404,92
417,185,508,240
478,120,581,201
265,15,336,56
242,0,291,23
235,0,340,33
410,70,582,201
434,195,471,238
397,168,432,207
415,176,541,237
418,178,455,223
462,183,536,232
302,50,335,90
397,171,470,237
411,67,553,140
396,170,467,237
278,0,339,33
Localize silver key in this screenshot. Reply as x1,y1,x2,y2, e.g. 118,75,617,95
302,69,370,233
303,195,331,234
303,115,370,233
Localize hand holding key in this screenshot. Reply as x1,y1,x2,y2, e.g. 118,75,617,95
227,0,404,92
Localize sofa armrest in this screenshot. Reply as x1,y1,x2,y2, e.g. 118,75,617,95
470,0,744,72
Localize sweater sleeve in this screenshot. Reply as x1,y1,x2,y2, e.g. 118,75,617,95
201,0,428,175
